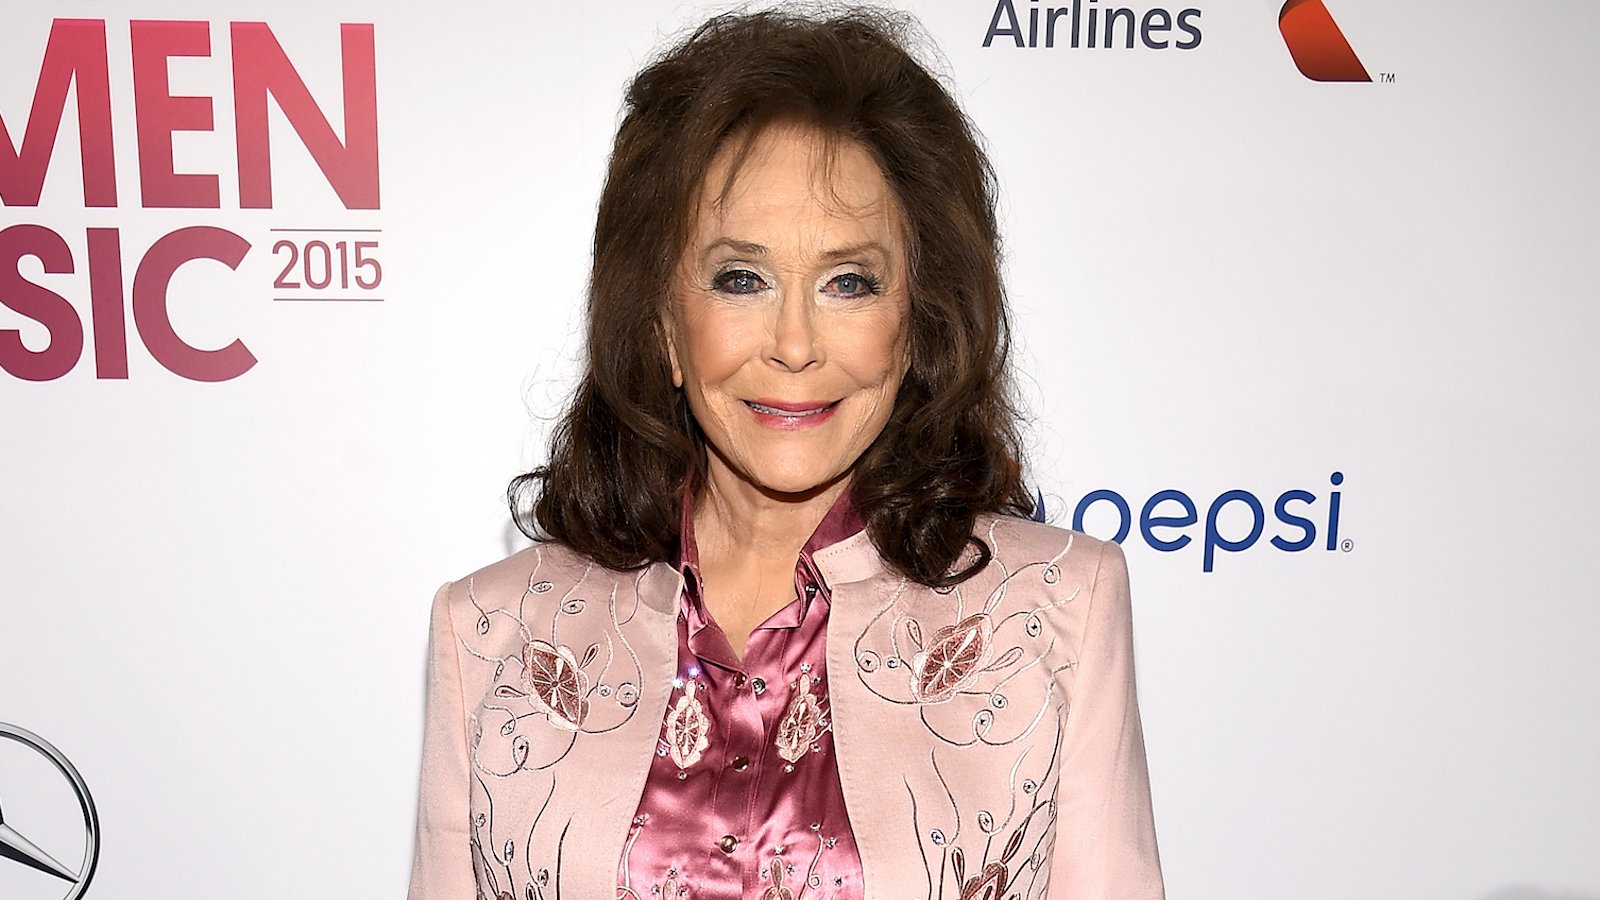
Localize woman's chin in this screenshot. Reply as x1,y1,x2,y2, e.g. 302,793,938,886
732,462,852,500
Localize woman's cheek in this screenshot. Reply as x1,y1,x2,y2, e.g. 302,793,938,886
683,307,759,385
851,315,910,385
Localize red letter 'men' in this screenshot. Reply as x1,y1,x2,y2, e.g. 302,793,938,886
232,22,380,210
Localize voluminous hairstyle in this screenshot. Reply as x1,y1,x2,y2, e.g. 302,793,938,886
510,7,1035,587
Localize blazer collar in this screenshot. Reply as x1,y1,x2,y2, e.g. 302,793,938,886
635,562,684,618
812,528,888,586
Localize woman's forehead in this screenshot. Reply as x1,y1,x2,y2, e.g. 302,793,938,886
689,122,905,257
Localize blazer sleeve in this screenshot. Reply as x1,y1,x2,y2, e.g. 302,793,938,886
1047,539,1165,899
407,582,477,900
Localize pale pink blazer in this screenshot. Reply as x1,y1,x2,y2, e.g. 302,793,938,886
409,515,1163,899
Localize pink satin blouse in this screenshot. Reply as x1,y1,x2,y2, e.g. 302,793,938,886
617,490,867,899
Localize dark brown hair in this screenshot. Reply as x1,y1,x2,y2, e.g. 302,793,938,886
510,7,1035,586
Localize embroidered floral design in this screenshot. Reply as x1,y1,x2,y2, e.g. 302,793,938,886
517,639,593,730
855,522,1077,746
470,836,520,900
664,680,710,768
462,555,659,900
912,737,1060,900
620,826,850,900
844,522,1090,897
908,614,995,703
758,858,795,900
775,672,824,762
956,860,1009,900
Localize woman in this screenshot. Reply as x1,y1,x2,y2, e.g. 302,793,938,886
409,9,1162,900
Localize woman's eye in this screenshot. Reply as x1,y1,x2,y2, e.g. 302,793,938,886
825,272,879,298
712,269,766,295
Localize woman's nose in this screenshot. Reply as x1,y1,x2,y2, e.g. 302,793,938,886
767,286,823,372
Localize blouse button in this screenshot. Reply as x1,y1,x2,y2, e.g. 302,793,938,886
751,676,766,695
718,834,739,853
731,755,750,771
733,673,747,688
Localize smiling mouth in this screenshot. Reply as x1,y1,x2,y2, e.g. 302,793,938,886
743,400,840,417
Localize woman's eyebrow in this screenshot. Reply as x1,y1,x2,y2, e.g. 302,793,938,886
819,241,889,263
701,238,891,264
702,237,770,260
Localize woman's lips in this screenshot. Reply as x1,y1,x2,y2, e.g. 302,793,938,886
743,399,840,429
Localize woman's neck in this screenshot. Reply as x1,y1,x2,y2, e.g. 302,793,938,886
693,460,850,568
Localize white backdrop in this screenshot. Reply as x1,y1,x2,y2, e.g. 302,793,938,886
2,2,1596,898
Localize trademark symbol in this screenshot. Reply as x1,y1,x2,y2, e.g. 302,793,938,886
1379,73,1396,84
1341,539,1354,552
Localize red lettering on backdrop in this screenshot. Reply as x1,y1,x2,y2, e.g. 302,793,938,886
86,228,129,378
0,19,115,208
131,21,221,209
0,19,377,382
232,22,380,210
0,225,256,381
132,226,256,382
0,225,82,381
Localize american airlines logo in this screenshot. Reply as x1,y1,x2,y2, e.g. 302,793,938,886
1278,0,1372,82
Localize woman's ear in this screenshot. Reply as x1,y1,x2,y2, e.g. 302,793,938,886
897,298,914,382
659,312,684,388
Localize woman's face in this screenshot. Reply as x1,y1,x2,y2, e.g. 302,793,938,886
664,122,911,499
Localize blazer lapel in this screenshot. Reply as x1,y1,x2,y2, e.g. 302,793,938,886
550,561,681,898
816,533,935,900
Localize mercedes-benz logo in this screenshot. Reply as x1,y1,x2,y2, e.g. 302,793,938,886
0,723,99,899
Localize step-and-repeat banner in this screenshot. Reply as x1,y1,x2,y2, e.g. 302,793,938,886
3,2,1596,898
